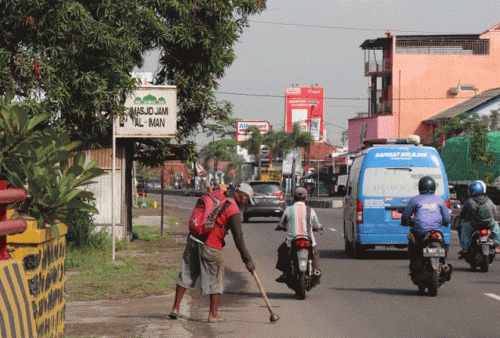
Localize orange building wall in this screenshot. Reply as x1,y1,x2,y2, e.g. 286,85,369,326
391,27,500,140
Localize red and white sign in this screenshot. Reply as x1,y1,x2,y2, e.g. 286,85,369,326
285,87,324,141
236,120,272,142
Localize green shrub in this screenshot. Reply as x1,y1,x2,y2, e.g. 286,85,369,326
0,91,106,234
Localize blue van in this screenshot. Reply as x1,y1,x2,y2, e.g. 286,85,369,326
343,138,451,257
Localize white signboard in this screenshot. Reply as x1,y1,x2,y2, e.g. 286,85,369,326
115,85,177,138
236,120,271,142
282,150,302,175
291,109,308,123
310,118,321,141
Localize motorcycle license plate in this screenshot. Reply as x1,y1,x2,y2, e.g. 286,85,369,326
423,248,446,257
478,238,494,245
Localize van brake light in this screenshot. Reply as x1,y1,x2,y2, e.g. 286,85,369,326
446,199,451,209
356,200,363,224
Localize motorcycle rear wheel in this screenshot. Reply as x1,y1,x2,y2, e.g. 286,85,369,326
479,256,489,272
296,272,307,300
427,269,439,297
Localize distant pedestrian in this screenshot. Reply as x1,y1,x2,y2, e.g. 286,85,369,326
168,183,256,323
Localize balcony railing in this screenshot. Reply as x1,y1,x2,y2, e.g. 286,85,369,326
368,96,392,115
395,38,489,55
364,59,392,75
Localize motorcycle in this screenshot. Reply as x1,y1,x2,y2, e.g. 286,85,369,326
407,229,452,296
275,228,321,300
463,228,496,272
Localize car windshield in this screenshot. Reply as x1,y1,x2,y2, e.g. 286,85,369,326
362,167,445,197
250,183,281,195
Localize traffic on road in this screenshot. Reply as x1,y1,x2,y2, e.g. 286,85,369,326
157,193,500,337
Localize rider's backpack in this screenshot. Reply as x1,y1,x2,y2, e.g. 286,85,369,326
472,200,494,229
189,192,230,237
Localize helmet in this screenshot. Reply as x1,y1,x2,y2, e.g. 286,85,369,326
468,180,486,197
418,176,436,194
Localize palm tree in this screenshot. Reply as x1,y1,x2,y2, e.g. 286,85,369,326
200,139,237,181
287,123,315,196
263,130,292,170
240,125,264,180
223,153,245,184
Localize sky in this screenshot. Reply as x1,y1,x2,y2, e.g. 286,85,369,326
139,0,500,147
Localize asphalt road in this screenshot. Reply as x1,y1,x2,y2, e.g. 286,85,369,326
159,194,500,338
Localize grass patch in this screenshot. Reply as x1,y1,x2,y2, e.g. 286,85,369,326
66,222,181,301
136,196,159,208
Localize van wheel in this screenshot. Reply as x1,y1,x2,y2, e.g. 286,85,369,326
344,237,353,256
352,242,366,259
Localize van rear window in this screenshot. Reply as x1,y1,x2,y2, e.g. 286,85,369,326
362,167,445,197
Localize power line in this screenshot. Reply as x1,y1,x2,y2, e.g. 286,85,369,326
323,121,348,130
216,91,366,100
248,20,447,34
216,91,497,101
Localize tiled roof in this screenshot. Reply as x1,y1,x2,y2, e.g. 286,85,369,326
302,141,336,159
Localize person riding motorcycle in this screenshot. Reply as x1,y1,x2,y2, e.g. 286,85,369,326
402,176,451,267
275,187,322,283
457,180,500,257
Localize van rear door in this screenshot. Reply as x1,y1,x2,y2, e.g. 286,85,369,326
358,147,449,245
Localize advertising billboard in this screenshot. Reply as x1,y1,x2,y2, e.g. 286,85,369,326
236,120,272,142
285,87,324,141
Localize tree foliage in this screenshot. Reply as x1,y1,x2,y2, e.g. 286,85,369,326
0,0,266,152
240,125,264,179
0,0,165,143
0,92,106,232
432,110,500,147
433,111,498,182
469,119,493,177
200,138,237,175
154,0,266,139
287,123,314,194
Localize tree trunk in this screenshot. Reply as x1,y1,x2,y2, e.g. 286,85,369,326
214,157,218,182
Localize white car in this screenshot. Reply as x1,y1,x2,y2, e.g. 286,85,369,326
335,175,348,196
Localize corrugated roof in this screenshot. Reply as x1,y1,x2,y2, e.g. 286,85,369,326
424,88,500,121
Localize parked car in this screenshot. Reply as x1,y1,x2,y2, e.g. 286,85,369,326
243,181,286,223
335,174,348,196
146,178,162,193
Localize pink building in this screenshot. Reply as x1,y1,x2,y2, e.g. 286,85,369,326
349,23,500,152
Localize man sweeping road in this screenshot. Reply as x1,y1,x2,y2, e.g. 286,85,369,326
168,183,256,323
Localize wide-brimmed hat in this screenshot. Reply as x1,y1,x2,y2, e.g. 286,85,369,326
236,183,255,205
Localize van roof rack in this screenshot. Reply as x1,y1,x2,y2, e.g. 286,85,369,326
362,135,420,148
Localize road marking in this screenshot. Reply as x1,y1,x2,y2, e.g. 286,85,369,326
329,228,337,232
485,293,500,301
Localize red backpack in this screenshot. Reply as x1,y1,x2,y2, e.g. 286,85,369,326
189,191,231,237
